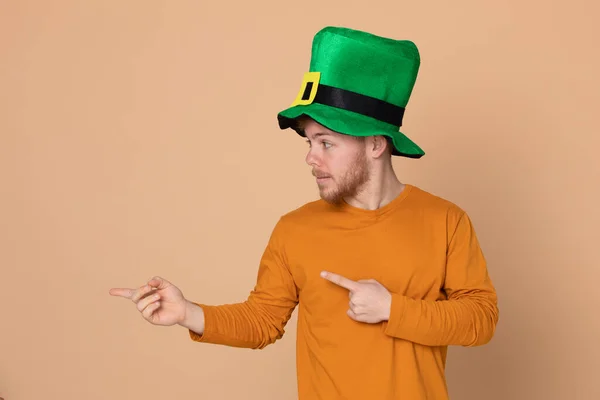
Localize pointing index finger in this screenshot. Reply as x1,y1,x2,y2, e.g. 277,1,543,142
321,271,359,291
108,288,134,298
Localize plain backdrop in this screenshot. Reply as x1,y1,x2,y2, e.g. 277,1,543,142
1,1,599,399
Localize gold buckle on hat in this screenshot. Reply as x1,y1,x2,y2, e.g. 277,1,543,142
290,72,321,107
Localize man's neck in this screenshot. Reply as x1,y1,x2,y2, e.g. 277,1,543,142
344,166,405,211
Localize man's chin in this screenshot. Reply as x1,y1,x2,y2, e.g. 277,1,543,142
319,190,344,205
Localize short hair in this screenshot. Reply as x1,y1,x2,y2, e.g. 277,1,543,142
294,115,313,133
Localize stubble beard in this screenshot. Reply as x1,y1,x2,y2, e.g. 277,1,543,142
319,151,371,204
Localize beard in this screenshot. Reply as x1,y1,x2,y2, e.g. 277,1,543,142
318,150,371,204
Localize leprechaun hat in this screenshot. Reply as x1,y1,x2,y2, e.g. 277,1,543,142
277,26,425,158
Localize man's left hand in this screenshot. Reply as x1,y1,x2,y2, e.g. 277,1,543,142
321,270,392,323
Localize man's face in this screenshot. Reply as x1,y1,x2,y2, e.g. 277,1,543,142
302,119,371,204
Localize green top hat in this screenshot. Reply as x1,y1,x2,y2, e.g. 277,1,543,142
277,26,425,158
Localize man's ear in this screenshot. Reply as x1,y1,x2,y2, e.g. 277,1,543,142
369,135,389,158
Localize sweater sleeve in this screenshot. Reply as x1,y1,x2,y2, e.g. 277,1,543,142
383,210,499,347
188,218,299,349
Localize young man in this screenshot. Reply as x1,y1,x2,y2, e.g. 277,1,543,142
110,26,499,399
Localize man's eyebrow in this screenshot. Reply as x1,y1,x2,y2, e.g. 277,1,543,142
309,132,333,139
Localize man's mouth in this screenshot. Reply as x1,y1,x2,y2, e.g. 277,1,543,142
315,175,331,184
313,171,331,179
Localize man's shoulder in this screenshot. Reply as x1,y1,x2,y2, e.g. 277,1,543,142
411,187,481,241
279,197,330,222
408,184,465,214
403,184,471,230
266,198,328,240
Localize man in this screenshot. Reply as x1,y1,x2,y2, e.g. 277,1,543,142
110,26,499,399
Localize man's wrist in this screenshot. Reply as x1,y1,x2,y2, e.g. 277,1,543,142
382,293,392,321
179,300,205,335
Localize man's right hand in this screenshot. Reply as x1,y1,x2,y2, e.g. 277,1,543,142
109,276,188,326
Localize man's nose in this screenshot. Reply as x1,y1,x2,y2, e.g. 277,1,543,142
305,148,318,166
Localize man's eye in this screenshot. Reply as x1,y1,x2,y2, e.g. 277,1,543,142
323,142,332,148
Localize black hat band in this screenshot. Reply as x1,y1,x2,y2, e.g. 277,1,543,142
301,83,405,127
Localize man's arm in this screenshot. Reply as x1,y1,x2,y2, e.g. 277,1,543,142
185,218,299,349
383,210,499,347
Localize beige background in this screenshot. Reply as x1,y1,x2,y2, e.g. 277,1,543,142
1,1,599,399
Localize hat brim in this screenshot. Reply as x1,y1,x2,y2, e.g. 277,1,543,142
277,103,425,158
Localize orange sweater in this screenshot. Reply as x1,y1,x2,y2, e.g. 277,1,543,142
189,184,499,399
